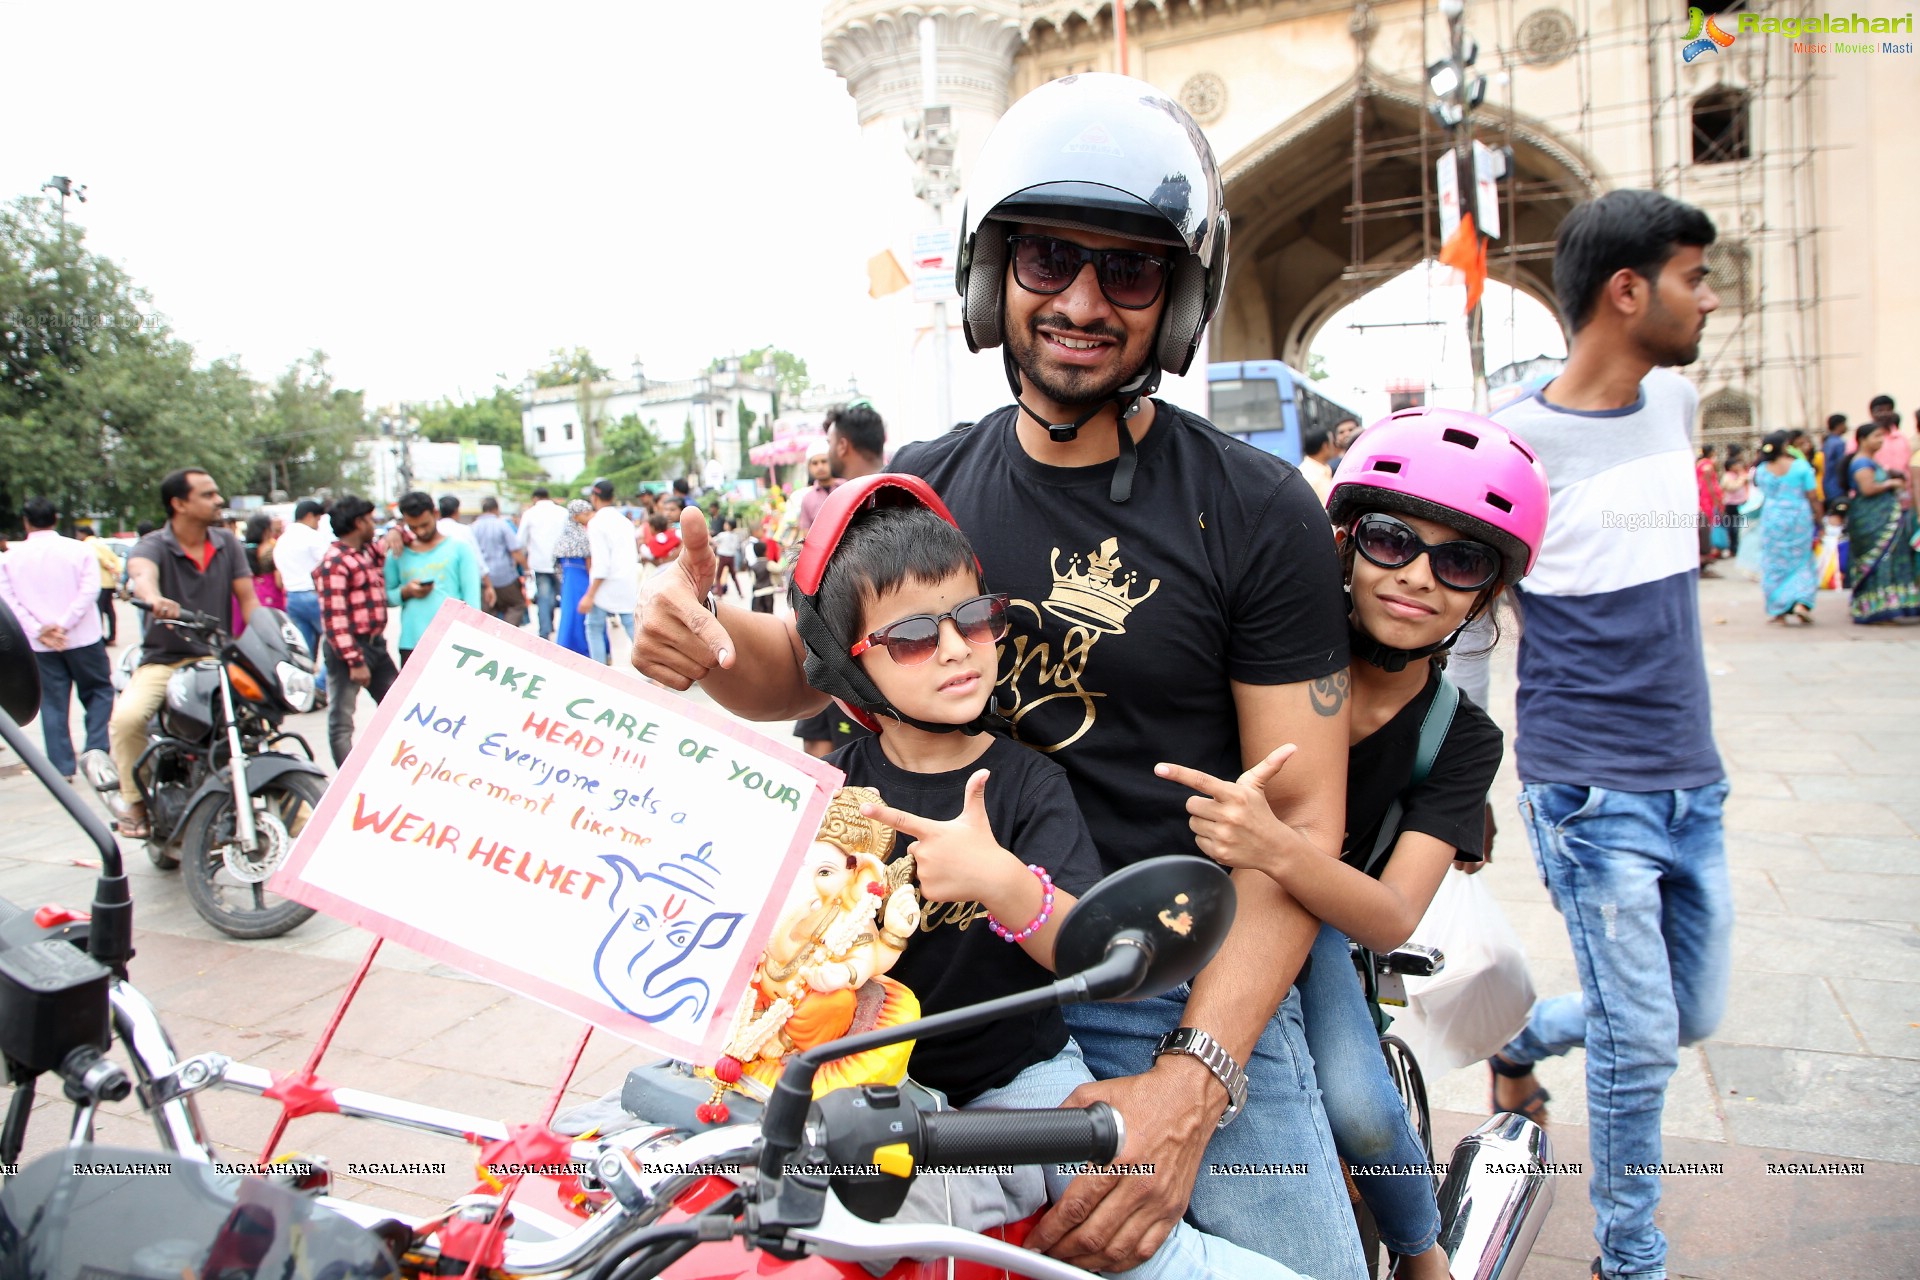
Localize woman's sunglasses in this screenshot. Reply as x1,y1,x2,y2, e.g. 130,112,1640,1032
1351,514,1502,592
1008,235,1171,310
849,593,1010,666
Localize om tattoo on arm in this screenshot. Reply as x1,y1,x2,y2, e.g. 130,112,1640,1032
1309,670,1351,717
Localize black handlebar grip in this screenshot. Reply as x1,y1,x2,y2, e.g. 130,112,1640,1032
918,1103,1123,1171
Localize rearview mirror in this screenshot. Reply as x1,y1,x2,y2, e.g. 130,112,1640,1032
0,597,41,725
1054,856,1236,1001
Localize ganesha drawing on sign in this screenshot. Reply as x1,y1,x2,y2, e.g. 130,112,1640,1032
696,785,922,1122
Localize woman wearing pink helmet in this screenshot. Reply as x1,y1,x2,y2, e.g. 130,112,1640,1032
1158,406,1549,1280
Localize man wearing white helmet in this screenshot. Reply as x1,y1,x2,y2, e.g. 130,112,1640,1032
631,74,1359,1279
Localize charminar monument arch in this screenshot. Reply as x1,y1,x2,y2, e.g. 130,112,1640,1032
823,0,1919,449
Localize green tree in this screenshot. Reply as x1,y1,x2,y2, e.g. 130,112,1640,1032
416,385,524,450
1305,352,1330,382
530,346,609,390
593,413,668,493
250,351,368,499
0,195,259,528
709,346,809,402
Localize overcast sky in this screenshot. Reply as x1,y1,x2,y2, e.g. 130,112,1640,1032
6,1,1564,423
5,2,876,409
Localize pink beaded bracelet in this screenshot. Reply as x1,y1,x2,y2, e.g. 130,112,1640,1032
987,865,1054,943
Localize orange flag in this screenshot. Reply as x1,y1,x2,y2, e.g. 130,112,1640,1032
1438,212,1487,314
866,249,911,299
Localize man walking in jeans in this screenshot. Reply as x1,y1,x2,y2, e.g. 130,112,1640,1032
579,478,638,664
274,499,331,702
0,498,115,782
1491,189,1731,1280
314,494,400,765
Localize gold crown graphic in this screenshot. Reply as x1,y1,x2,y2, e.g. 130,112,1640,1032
1043,537,1160,635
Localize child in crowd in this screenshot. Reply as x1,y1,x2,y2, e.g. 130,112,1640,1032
1160,408,1550,1280
789,474,1311,1280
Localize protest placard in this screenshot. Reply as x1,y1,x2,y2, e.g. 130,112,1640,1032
269,603,842,1061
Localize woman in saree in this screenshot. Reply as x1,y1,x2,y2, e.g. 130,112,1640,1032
1845,422,1920,624
553,499,594,655
1753,431,1821,625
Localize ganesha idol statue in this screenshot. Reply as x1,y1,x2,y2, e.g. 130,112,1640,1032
696,785,923,1123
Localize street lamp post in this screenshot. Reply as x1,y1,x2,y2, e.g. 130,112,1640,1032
1432,0,1491,413
39,175,87,256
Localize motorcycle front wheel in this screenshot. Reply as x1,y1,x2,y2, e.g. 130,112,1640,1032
180,772,321,939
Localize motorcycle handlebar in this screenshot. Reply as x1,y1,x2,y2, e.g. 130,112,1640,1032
918,1103,1123,1171
128,599,225,632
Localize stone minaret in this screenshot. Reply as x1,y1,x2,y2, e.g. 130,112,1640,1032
822,1,1026,443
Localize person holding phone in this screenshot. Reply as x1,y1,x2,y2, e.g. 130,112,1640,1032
385,490,482,665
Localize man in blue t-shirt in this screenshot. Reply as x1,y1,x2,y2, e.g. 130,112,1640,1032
1489,189,1731,1280
1820,414,1850,505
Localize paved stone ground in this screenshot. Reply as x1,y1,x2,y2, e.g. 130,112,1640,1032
1,587,1916,1274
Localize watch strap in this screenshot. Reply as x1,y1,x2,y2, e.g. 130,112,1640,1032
1153,1027,1249,1128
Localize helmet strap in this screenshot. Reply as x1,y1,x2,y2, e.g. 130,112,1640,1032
1005,349,1154,505
1346,597,1488,674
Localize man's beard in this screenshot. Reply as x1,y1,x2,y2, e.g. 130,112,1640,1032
1007,310,1146,408
1640,293,1703,367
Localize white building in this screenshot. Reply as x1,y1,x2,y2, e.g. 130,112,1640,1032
356,438,505,510
519,361,780,487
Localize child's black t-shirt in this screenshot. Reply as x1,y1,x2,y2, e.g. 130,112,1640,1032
826,733,1104,1105
1343,671,1504,874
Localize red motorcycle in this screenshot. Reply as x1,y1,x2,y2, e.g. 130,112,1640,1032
0,595,1551,1279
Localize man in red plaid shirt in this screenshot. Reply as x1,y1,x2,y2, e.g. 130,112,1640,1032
315,494,401,765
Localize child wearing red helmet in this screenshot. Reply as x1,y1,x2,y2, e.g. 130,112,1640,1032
1159,406,1550,1280
793,473,1315,1280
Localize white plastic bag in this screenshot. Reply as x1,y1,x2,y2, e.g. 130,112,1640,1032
1389,869,1535,1074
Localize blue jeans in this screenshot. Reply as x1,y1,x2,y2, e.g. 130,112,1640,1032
1065,986,1368,1280
282,590,326,693
1498,781,1733,1280
534,572,560,639
35,643,114,777
971,1039,1311,1280
586,605,633,663
1300,924,1440,1256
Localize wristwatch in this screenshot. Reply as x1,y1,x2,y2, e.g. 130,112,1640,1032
1153,1027,1248,1129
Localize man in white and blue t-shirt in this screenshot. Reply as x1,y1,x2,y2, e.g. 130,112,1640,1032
1489,189,1729,1280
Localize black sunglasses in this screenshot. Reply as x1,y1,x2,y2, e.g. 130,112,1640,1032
850,593,1010,666
1351,513,1501,592
1008,235,1171,310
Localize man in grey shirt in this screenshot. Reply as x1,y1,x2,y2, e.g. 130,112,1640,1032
471,497,526,625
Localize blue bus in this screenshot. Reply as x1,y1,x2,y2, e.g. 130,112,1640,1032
1206,360,1359,465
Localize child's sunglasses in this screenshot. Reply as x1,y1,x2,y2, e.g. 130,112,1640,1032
849,593,1011,665
1351,513,1501,592
1008,235,1171,310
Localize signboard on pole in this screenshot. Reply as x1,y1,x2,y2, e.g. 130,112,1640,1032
911,227,958,302
269,605,840,1062
1436,152,1462,245
1472,140,1502,241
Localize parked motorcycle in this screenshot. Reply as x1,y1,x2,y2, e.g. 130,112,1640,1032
80,601,324,938
0,596,1555,1278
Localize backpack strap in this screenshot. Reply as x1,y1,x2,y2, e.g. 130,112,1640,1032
1357,673,1461,879
1411,672,1460,789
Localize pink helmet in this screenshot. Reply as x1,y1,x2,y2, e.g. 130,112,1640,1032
1326,407,1549,585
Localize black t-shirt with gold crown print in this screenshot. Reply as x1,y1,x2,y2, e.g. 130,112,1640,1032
827,733,1103,1105
890,401,1350,876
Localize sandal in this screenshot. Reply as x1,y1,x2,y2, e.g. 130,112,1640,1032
1793,603,1816,624
114,813,152,840
1489,1054,1551,1127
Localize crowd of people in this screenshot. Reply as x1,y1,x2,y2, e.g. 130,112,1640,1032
0,69,1882,1280
1695,398,1920,626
